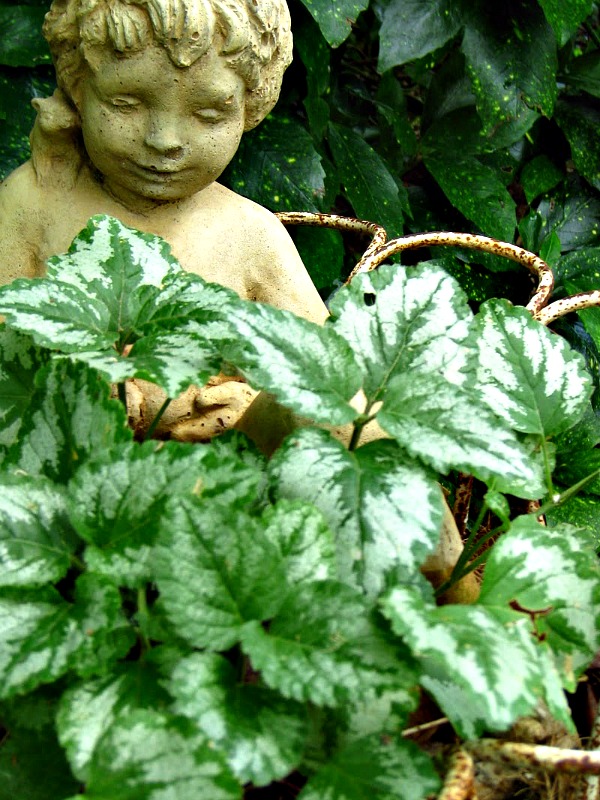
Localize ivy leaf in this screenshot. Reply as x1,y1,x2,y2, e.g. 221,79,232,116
225,115,326,211
0,326,46,451
298,735,440,800
479,515,600,684
461,4,557,132
377,372,545,497
224,300,361,425
5,360,131,482
556,98,600,192
68,439,263,587
169,652,308,786
298,0,369,47
269,429,444,597
0,474,75,587
241,580,414,707
82,709,241,800
0,726,79,800
329,263,473,403
328,123,408,238
377,0,462,73
56,662,172,781
154,498,286,650
538,0,593,46
474,299,593,436
382,586,563,738
262,499,337,585
0,575,133,700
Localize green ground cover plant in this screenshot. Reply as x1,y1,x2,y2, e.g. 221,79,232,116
3,0,600,796
0,214,599,797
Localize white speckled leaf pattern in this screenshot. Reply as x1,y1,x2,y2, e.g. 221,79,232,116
268,429,444,597
382,586,572,738
378,372,546,497
169,652,308,786
154,499,287,650
475,299,593,435
328,262,474,403
241,581,412,707
479,515,600,682
224,301,362,425
0,327,46,449
82,709,241,800
298,735,440,800
0,474,74,586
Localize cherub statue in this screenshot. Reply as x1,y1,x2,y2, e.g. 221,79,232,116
0,0,328,442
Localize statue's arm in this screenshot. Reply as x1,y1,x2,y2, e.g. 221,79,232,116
0,164,44,285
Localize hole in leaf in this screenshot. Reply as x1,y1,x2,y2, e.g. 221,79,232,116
363,292,376,306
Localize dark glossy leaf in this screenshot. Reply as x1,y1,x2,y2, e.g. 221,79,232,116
519,183,600,254
269,430,444,597
378,0,462,73
241,581,413,707
520,155,564,203
538,0,593,46
5,360,131,482
0,5,50,67
424,152,516,241
328,123,408,238
563,51,600,98
461,3,557,132
169,652,309,785
556,98,600,192
298,0,369,47
0,473,75,587
293,226,344,291
0,326,46,450
83,709,241,800
298,735,440,800
295,13,331,141
0,726,79,800
154,498,286,650
225,115,326,211
546,494,600,544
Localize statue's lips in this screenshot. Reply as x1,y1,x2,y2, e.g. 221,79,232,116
131,163,189,179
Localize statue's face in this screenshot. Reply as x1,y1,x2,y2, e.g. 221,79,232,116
75,43,246,211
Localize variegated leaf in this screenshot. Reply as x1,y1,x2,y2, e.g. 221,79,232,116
0,216,237,393
241,581,413,707
377,372,546,497
0,326,47,450
82,709,241,800
0,474,75,587
382,586,572,738
57,663,171,781
0,575,134,700
268,429,444,597
474,299,593,436
298,735,440,800
169,652,308,786
328,262,474,403
479,515,600,684
223,301,362,425
5,360,131,482
154,499,286,650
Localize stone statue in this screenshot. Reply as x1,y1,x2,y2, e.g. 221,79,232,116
0,0,328,442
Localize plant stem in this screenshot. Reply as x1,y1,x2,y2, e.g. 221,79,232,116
143,397,172,441
137,585,151,653
70,553,86,572
535,467,600,518
540,437,556,498
435,524,506,597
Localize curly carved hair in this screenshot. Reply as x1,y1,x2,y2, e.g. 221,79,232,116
43,0,293,131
